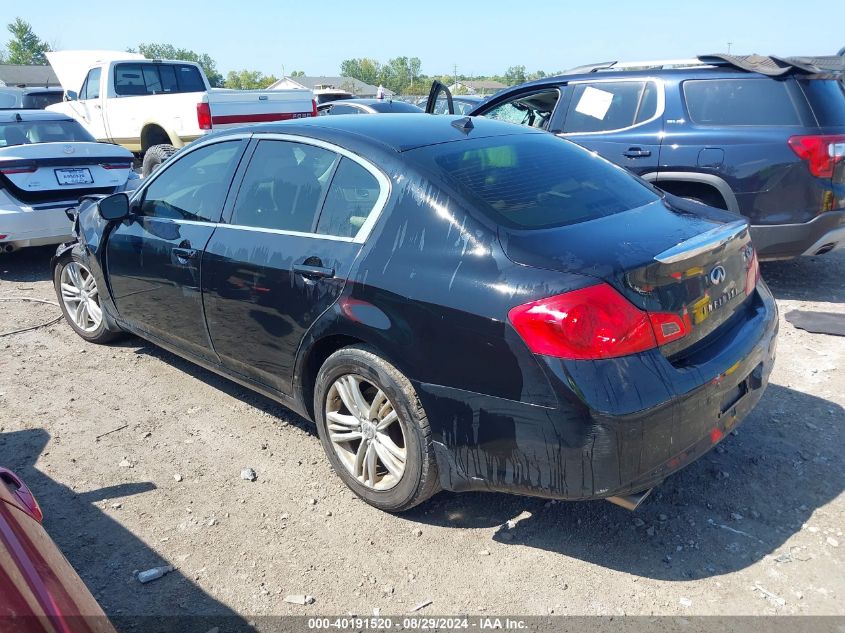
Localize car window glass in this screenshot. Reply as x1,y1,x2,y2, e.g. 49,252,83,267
328,104,361,115
141,141,242,222
0,92,17,108
115,63,204,96
316,158,381,238
0,120,94,146
410,133,659,230
81,68,101,100
142,65,163,93
683,79,800,126
114,63,148,96
482,90,559,129
798,79,845,126
635,81,658,124
231,140,339,232
175,65,205,92
563,81,647,133
22,92,63,109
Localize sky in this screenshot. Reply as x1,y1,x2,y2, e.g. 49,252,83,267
7,0,845,78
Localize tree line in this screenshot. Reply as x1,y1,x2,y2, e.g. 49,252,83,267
1,18,559,94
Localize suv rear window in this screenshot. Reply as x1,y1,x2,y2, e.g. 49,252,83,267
409,133,660,230
683,78,800,126
798,79,845,126
115,63,205,96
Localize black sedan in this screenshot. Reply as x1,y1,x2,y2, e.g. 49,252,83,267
317,98,423,115
53,114,777,512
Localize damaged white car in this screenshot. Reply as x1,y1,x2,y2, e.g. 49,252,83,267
0,110,137,252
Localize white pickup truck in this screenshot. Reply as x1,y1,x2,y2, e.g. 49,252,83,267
46,51,316,174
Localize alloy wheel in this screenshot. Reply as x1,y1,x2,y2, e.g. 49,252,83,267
325,374,407,490
60,262,102,333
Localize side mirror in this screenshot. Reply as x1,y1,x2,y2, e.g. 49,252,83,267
65,90,78,102
98,193,130,221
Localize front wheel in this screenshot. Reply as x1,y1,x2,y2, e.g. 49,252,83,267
53,255,121,343
314,345,440,512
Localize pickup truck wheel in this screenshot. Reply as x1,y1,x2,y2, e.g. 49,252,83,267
142,144,177,177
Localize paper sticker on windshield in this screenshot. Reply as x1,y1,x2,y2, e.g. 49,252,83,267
575,86,614,120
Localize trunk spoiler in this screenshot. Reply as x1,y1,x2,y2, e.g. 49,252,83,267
654,220,749,264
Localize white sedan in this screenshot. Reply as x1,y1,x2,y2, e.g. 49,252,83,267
1,110,138,252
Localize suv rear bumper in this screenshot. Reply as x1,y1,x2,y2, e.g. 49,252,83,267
752,210,845,260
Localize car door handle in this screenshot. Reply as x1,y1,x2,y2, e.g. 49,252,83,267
623,147,652,158
173,247,198,261
293,264,335,279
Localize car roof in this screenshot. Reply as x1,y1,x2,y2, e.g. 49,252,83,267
322,98,407,106
219,113,544,153
0,110,74,122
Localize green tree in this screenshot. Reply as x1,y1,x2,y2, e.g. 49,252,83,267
504,65,526,86
340,58,381,86
290,70,305,77
127,43,224,87
6,17,50,65
225,69,278,90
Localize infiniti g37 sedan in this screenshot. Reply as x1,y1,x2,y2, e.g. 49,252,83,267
52,115,777,512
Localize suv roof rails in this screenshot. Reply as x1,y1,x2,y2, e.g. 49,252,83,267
565,58,720,74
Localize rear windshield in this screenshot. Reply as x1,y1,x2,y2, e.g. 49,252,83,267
370,101,423,113
683,78,800,126
114,63,205,96
21,92,63,110
798,79,845,127
0,120,95,147
408,133,660,229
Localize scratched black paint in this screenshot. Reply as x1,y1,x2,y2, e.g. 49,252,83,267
53,115,778,502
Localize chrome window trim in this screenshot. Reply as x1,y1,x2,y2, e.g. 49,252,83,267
248,132,391,244
558,77,665,137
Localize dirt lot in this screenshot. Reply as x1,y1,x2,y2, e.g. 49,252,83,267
1,246,843,628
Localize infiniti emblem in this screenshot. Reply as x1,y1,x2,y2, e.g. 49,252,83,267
710,265,727,285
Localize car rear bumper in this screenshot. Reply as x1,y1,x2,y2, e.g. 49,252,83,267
0,204,74,250
752,210,845,260
420,283,778,501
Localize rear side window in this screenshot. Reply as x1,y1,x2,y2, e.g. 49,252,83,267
799,79,845,126
316,158,381,238
410,133,660,230
683,78,800,126
563,81,657,133
115,63,205,96
141,141,242,222
231,140,338,232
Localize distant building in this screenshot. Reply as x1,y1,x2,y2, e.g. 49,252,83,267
0,64,60,88
269,76,394,98
447,80,508,96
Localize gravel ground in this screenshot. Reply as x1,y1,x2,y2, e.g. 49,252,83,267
0,246,843,627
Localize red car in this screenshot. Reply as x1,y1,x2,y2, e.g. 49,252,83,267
0,467,115,633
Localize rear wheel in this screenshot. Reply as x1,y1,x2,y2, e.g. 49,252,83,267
141,144,177,177
53,255,121,343
314,346,439,512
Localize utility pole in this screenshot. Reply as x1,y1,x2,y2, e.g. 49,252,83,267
727,42,733,54
454,64,458,89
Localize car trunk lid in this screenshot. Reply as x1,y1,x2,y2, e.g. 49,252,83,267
499,196,757,356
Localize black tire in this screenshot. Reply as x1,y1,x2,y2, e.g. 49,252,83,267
314,345,440,512
53,253,122,344
141,143,177,177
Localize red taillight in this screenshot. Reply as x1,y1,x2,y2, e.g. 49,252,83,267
311,99,318,118
100,162,132,170
197,102,212,130
745,248,760,296
508,283,691,360
788,134,845,178
0,469,43,523
0,164,37,175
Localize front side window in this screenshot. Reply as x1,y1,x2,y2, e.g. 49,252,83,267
80,68,101,100
481,90,560,129
563,81,655,133
140,141,242,222
231,140,338,232
410,133,659,230
683,78,800,126
316,158,381,238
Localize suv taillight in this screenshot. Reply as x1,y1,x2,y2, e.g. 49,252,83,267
197,102,212,130
788,134,845,178
508,283,689,360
